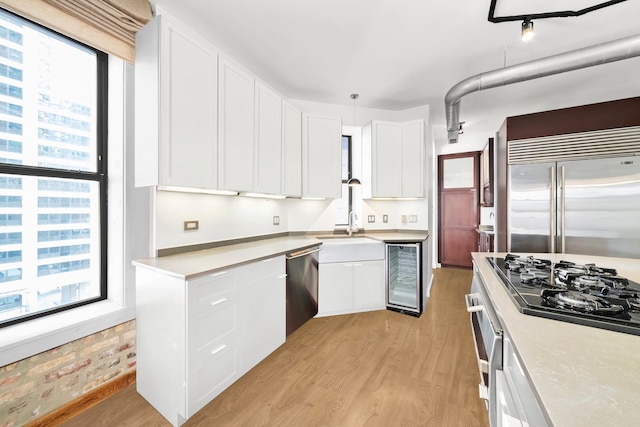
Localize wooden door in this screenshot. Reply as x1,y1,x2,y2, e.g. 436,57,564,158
438,152,480,268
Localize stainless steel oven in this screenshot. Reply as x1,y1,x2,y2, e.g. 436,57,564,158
465,263,503,427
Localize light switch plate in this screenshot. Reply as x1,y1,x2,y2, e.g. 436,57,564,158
184,220,199,231
383,214,388,223
273,216,280,225
409,215,418,223
367,215,375,223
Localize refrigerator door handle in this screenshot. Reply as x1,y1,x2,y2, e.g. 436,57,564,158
550,166,556,253
560,165,566,254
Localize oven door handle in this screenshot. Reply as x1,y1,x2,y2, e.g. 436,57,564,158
465,293,484,313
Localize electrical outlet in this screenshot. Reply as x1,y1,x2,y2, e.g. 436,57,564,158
367,215,375,223
383,214,388,223
409,215,418,223
401,215,407,224
273,216,280,225
183,220,199,231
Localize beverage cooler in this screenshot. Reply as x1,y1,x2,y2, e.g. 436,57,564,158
386,243,422,316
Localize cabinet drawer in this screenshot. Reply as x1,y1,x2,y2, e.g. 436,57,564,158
189,297,238,350
189,269,238,319
503,335,549,426
242,256,284,280
188,334,238,416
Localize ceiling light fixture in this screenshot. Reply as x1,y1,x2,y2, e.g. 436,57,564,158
350,93,359,126
521,19,534,41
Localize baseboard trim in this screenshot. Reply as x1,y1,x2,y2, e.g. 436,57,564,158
26,370,136,427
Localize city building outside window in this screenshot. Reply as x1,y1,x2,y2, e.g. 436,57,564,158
0,8,107,328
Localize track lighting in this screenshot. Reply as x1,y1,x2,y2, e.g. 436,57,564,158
521,19,534,41
458,122,465,134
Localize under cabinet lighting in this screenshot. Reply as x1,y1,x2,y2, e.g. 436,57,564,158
240,192,287,200
158,186,238,196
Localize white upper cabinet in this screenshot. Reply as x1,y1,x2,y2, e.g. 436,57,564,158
254,82,283,195
218,57,255,192
401,119,425,198
362,119,425,198
302,114,342,198
281,101,302,197
135,14,218,189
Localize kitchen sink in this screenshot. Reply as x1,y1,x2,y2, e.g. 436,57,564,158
317,236,385,263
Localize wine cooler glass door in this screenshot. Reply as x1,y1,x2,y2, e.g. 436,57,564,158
386,243,421,315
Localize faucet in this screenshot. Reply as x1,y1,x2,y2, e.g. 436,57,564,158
348,211,358,236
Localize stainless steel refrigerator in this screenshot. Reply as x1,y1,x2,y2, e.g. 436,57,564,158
508,156,640,258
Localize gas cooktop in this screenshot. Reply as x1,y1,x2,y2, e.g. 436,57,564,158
487,254,640,336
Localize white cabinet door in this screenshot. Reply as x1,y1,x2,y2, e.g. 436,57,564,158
282,101,302,197
401,119,425,198
302,114,342,198
135,15,218,189
218,57,255,192
363,119,425,198
254,82,282,195
239,256,286,376
353,261,385,311
318,263,354,315
371,121,402,197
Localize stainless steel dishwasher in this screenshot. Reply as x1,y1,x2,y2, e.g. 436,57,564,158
285,246,320,336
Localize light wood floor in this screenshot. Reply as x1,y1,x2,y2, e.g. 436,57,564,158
61,267,488,427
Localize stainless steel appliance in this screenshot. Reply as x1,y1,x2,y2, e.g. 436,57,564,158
285,246,320,336
468,262,550,427
386,243,422,316
466,266,503,426
504,135,640,258
488,254,640,335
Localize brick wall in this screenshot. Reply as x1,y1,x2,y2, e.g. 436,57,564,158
0,320,136,427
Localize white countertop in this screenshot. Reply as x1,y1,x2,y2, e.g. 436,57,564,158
472,252,640,427
133,236,321,280
132,231,429,280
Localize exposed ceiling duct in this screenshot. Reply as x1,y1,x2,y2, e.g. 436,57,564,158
445,32,640,143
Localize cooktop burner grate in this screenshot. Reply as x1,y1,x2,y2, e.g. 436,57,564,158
487,255,640,336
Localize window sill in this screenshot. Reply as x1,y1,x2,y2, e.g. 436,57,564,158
0,300,135,367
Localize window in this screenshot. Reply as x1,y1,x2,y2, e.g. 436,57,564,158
0,9,107,327
334,135,353,226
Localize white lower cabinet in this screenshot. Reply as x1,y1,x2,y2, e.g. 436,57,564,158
135,256,285,426
317,260,385,316
239,257,286,375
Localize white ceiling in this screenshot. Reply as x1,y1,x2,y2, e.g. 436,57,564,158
149,0,640,149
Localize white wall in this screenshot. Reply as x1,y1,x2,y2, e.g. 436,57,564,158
154,191,288,250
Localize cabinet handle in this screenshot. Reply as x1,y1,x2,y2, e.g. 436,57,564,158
209,271,227,278
464,293,484,313
210,298,227,307
210,344,226,356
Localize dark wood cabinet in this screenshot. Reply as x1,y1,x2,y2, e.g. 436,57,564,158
480,138,494,207
478,232,494,252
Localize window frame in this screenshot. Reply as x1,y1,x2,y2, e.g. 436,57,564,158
335,134,354,226
0,7,140,368
0,8,109,328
